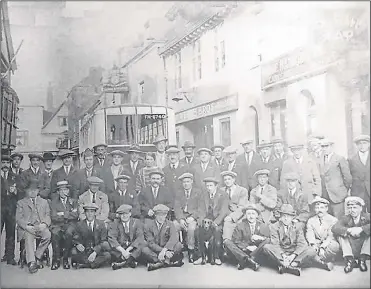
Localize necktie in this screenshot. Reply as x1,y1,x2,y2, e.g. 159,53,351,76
210,193,214,200
5,172,8,179
318,217,323,226
62,198,66,208
227,188,232,198
92,193,96,203
65,167,69,175
153,188,158,199
100,159,104,166
124,222,129,234
172,164,175,169
87,170,91,177
185,190,190,199
88,222,93,232
202,163,206,172
250,224,255,234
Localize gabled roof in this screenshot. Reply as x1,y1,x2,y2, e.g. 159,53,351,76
42,100,66,129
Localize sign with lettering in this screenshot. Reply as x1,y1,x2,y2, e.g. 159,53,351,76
175,94,238,124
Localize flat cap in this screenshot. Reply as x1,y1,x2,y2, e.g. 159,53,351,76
277,204,296,216
10,152,24,160
289,143,305,150
243,203,260,214
115,174,131,182
2,155,10,161
153,204,170,213
109,150,126,157
83,203,99,211
223,146,237,154
42,152,55,161
345,196,365,207
153,135,168,144
203,177,219,184
182,141,196,149
211,144,225,151
257,140,272,149
87,176,104,184
83,148,94,158
148,168,164,177
320,138,334,146
354,134,370,143
240,139,254,145
271,137,284,144
58,149,75,158
93,143,108,149
310,196,330,206
178,172,194,181
127,144,142,154
221,171,237,178
28,153,44,161
254,169,270,177
166,147,181,154
197,148,212,155
56,180,70,189
116,204,132,214
283,172,300,181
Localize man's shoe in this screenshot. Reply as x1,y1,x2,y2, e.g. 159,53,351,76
1,256,7,262
147,262,164,271
35,258,44,269
75,263,91,269
285,265,301,276
326,262,334,271
7,259,17,266
188,250,194,263
360,259,368,272
237,262,246,270
193,258,203,265
112,261,128,270
28,262,38,274
51,260,60,270
278,265,285,274
127,257,137,269
344,258,355,274
171,260,184,268
63,260,71,269
244,256,260,271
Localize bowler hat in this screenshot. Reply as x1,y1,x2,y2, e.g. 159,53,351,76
345,196,365,207
153,135,168,144
116,204,132,214
83,203,99,211
277,204,296,216
153,204,170,213
182,141,196,149
42,152,55,161
221,171,237,178
115,174,131,182
10,152,23,160
28,153,44,161
178,172,194,181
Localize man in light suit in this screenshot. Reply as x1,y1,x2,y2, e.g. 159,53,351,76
122,145,145,192
153,135,168,169
192,148,221,190
348,135,370,212
250,169,278,225
306,196,339,271
319,139,352,219
180,141,199,168
102,150,126,195
16,188,51,274
280,143,322,204
221,171,250,242
78,176,109,223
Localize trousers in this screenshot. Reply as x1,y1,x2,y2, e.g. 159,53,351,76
224,238,269,264
1,212,16,260
339,236,370,258
71,248,111,268
23,227,51,263
142,242,183,263
173,219,197,250
222,209,244,241
111,246,142,261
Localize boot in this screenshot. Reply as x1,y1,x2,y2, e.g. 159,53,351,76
28,261,38,274
285,265,301,276
1,256,7,262
359,256,368,272
63,259,71,269
51,259,60,270
188,249,194,263
314,256,332,271
244,256,260,271
7,258,17,266
147,262,165,271
344,257,355,274
35,258,44,269
112,261,128,270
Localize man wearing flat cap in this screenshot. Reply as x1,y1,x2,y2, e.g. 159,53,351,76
193,148,221,190
221,170,249,242
180,141,199,168
108,175,140,220
50,181,79,270
108,204,145,270
348,135,370,212
224,204,269,271
71,203,111,269
122,144,145,192
257,140,281,189
93,143,112,169
142,204,184,271
211,144,227,169
10,152,23,176
174,172,205,263
78,176,109,224
332,196,370,273
308,135,324,168
271,138,289,162
101,149,126,195
306,196,339,271
50,150,79,200
280,143,321,204
139,169,173,221
39,152,56,199
222,146,246,188
262,204,317,276
319,139,352,219
250,169,278,225
153,135,168,169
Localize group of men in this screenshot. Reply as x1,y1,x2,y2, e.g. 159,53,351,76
0,133,370,277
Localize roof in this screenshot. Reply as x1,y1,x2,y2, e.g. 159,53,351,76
43,110,53,125
42,100,66,129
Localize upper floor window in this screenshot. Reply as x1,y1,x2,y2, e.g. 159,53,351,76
59,116,68,127
139,81,144,98
193,39,202,81
214,25,226,72
174,52,182,89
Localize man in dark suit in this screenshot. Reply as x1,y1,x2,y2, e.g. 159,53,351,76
39,152,56,199
180,141,199,168
211,144,227,169
122,145,145,192
348,135,370,212
142,204,184,271
193,177,229,266
224,204,269,271
76,149,104,197
50,181,79,270
257,141,281,190
108,175,140,220
50,150,79,200
10,152,23,183
101,150,126,196
71,203,111,269
192,148,221,191
108,204,145,270
236,139,261,194
221,146,247,188
174,172,205,262
271,138,289,185
139,169,173,220
93,143,112,169
332,196,370,273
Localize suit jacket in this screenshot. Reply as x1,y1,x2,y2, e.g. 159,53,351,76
163,162,190,195
39,170,53,199
306,214,338,247
232,219,270,250
213,157,228,170
144,219,179,252
220,161,249,189
277,186,310,223
93,155,113,169
108,189,140,220
319,153,352,203
16,196,51,241
180,156,200,169
50,196,79,230
203,189,229,226
76,167,105,197
192,161,221,190
72,219,110,254
221,185,249,213
250,184,278,223
236,151,261,190
50,166,79,200
258,156,281,189
101,165,126,195
78,190,109,222
155,151,169,169
174,187,205,222
269,220,308,255
1,170,21,211
280,154,322,203
108,218,145,250
348,152,370,199
122,161,145,192
19,167,49,199
139,185,173,218
9,167,23,198
332,212,370,238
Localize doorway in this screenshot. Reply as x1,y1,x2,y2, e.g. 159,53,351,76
186,116,214,149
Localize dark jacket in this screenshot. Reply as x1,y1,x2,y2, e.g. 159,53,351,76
236,151,261,190
121,160,145,192
348,153,370,201
192,161,221,190
332,212,370,238
108,218,145,250
257,156,281,190
144,219,179,252
50,166,79,200
93,155,113,169
139,185,173,218
174,187,205,223
100,165,126,196
50,196,79,231
232,219,270,250
203,189,229,226
19,167,48,199
76,167,105,197
276,187,310,223
163,162,190,195
108,189,140,220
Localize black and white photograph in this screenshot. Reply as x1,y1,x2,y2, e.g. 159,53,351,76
0,1,370,288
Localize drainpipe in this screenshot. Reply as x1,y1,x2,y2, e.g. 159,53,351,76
163,56,168,106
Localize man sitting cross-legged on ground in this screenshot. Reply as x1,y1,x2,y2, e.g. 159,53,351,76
71,203,111,269
108,204,145,270
262,204,317,276
142,204,184,271
332,196,370,273
305,196,340,271
224,204,269,271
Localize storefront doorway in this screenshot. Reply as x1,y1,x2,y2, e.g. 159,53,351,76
186,116,214,149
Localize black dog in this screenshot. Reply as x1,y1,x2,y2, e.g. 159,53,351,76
196,218,221,265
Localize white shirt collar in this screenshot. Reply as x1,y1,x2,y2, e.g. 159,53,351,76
289,187,297,195
209,188,217,198
87,219,95,227
353,215,361,225
31,166,39,174
170,161,179,169
295,156,303,164
118,189,127,196
359,151,369,158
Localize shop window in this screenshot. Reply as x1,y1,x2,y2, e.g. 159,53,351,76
269,100,287,142
16,130,28,147
192,39,202,81
220,117,231,147
299,90,317,138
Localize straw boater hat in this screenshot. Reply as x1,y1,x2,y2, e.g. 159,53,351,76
42,152,55,161
116,204,132,214
153,135,168,144
10,152,24,160
182,141,196,149
28,153,44,161
354,135,370,144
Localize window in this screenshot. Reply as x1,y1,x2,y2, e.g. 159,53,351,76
220,117,231,147
298,90,317,138
270,100,287,142
139,81,144,97
220,40,225,68
214,25,225,72
192,39,202,81
59,116,67,127
16,130,28,147
174,52,182,89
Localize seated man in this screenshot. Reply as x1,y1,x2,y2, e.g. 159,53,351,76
332,196,370,273
16,188,51,274
142,204,184,271
174,172,205,263
224,204,269,271
108,204,145,270
306,196,340,271
50,181,79,270
71,203,111,269
262,204,317,276
221,170,249,242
